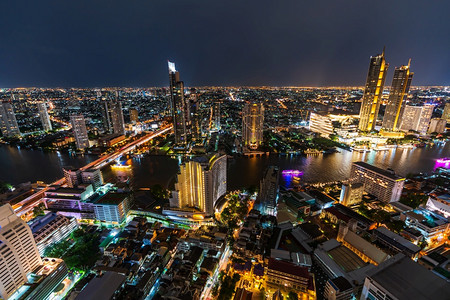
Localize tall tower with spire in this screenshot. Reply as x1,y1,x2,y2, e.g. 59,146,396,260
358,48,389,131
382,60,413,131
168,61,188,145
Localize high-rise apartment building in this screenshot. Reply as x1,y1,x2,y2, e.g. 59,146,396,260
0,204,42,299
70,115,90,150
358,49,389,131
309,112,334,137
103,100,125,135
63,167,103,190
443,102,450,122
170,154,227,215
38,102,52,132
399,104,434,134
350,162,404,203
382,62,413,131
428,118,447,134
169,61,189,145
339,182,364,206
242,103,264,150
130,108,139,124
0,101,20,137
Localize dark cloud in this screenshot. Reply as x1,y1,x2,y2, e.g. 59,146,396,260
0,0,448,87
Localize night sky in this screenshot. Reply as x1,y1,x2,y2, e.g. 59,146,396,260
1,0,449,87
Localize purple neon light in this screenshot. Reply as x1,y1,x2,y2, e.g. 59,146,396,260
282,170,303,176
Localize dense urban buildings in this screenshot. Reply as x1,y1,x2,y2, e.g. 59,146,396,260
242,103,264,150
0,204,42,299
382,61,413,131
358,49,389,132
70,114,90,150
0,101,20,137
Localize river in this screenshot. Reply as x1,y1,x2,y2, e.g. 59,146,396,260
0,143,449,190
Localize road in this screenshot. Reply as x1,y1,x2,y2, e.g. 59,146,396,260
201,245,232,300
12,126,173,217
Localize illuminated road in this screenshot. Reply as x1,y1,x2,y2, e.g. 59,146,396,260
13,126,173,217
201,245,232,300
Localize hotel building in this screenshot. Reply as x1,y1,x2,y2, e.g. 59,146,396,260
70,115,90,150
0,101,20,138
169,61,189,145
309,112,334,137
399,104,434,134
350,162,404,203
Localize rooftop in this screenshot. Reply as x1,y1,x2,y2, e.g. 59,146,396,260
353,161,404,180
374,226,420,253
94,192,129,205
368,254,450,300
75,271,126,300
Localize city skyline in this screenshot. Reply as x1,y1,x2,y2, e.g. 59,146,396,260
1,1,449,87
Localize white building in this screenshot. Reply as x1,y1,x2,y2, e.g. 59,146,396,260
170,154,227,215
0,101,20,137
428,118,447,134
339,183,364,206
38,102,52,132
0,204,42,299
399,104,434,134
350,162,404,203
29,213,79,256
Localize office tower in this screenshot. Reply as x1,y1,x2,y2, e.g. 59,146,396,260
169,61,189,145
242,103,264,150
0,204,42,299
382,61,413,131
358,49,389,131
360,254,450,300
443,102,450,122
399,104,434,134
0,101,20,137
130,108,139,124
428,118,447,134
257,166,280,216
350,162,404,203
37,102,52,132
103,100,125,135
170,154,227,215
339,182,364,206
309,112,334,137
70,115,90,150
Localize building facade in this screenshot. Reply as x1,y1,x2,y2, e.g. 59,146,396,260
443,102,450,122
170,154,227,215
257,166,280,216
38,102,52,132
93,192,131,224
309,112,334,137
399,104,434,134
358,49,389,131
428,118,447,134
70,115,90,150
0,101,20,137
0,204,42,299
339,183,364,206
350,162,404,203
242,103,264,150
103,100,125,135
382,62,413,131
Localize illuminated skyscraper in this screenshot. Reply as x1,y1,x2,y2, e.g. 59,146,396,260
382,61,413,131
70,115,90,150
103,100,125,135
0,101,20,137
0,204,42,299
38,102,52,132
169,61,189,145
427,118,447,134
170,154,227,215
242,103,264,150
358,49,389,131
